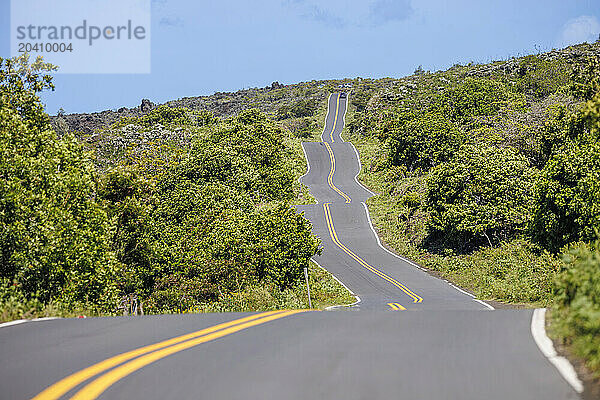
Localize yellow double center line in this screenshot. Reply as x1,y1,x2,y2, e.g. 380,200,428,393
329,93,341,143
387,303,407,311
324,141,352,203
32,310,307,400
323,202,422,304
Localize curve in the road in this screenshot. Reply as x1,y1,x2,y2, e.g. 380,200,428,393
323,201,422,304
323,142,351,203
1,310,581,400
0,92,584,400
30,310,309,400
299,92,491,311
321,93,343,143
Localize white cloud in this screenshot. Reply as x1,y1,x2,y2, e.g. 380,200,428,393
557,15,600,48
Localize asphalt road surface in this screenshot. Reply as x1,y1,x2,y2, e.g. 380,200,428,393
0,93,582,400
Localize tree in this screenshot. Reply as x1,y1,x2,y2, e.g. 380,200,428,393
426,142,537,248
0,55,119,308
531,133,600,252
440,77,522,124
531,84,600,252
385,111,463,171
553,240,600,372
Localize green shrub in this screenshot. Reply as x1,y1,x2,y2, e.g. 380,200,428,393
143,203,319,312
114,105,215,129
515,56,569,99
531,92,600,252
531,140,600,252
0,278,45,321
399,192,421,209
569,54,600,101
424,239,558,304
137,105,190,126
351,89,374,112
283,117,316,138
440,77,524,124
529,104,571,168
385,111,463,170
426,143,537,247
145,273,219,313
277,98,317,120
99,166,156,295
162,109,295,202
0,55,119,309
133,109,320,312
553,240,600,375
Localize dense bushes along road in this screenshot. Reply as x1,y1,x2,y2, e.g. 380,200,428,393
0,54,356,321
2,42,600,378
346,42,600,376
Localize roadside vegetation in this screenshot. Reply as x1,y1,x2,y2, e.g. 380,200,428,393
345,41,600,375
2,41,599,379
0,54,351,322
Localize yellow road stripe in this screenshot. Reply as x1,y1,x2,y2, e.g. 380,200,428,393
31,310,287,400
330,93,341,142
69,310,307,400
323,203,423,304
323,142,352,203
387,303,406,311
325,205,422,303
324,204,421,302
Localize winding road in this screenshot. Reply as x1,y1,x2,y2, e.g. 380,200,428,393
0,93,584,399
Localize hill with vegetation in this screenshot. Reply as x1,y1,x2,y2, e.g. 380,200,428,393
344,41,600,377
2,41,600,378
0,55,354,322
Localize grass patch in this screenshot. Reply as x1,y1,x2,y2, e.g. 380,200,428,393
0,261,354,322
183,261,355,313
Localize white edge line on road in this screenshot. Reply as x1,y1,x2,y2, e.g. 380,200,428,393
0,319,28,328
320,93,333,142
337,92,377,197
361,202,495,310
350,144,377,196
0,316,59,329
299,142,310,180
443,279,475,298
361,201,427,272
443,279,494,309
311,258,361,310
338,91,349,144
531,308,583,393
298,142,318,205
473,299,495,310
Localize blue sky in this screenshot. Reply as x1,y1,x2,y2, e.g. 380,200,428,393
1,0,599,114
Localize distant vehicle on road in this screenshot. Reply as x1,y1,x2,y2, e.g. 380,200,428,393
340,92,347,98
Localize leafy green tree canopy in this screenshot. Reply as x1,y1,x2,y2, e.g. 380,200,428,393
426,143,537,248
0,55,119,308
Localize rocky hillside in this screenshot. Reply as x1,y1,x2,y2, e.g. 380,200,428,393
51,80,336,137
52,42,599,139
